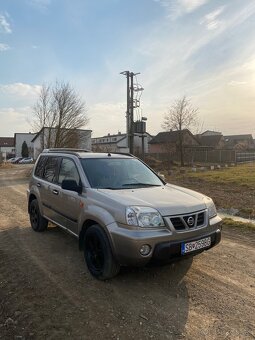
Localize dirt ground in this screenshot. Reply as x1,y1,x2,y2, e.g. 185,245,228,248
0,165,254,340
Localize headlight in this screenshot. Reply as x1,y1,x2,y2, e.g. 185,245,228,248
205,198,217,218
126,206,165,228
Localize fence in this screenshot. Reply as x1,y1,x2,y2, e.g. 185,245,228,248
148,149,255,164
236,152,255,163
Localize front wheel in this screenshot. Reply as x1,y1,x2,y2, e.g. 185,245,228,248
29,199,48,232
84,225,120,280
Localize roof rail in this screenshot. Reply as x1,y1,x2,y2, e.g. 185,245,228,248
42,148,91,155
107,152,134,157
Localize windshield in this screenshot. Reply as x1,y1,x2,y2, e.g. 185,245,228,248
80,158,164,189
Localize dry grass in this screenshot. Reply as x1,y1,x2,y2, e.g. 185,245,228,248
184,163,255,189
0,163,14,169
222,218,255,230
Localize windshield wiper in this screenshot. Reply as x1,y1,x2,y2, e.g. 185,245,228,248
122,183,162,187
98,187,120,190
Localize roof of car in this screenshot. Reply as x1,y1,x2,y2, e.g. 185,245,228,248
42,148,134,159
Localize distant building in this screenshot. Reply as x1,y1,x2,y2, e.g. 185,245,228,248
14,132,35,157
196,134,225,149
32,127,92,159
224,134,254,150
92,132,153,154
0,137,15,159
148,129,199,154
201,130,222,136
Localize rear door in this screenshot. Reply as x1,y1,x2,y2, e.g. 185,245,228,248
52,157,82,235
41,156,61,221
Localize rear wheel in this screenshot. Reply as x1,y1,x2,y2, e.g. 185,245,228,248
29,199,48,232
84,224,120,280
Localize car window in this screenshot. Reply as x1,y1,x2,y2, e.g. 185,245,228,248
42,156,59,183
34,156,47,178
80,158,163,189
58,158,80,186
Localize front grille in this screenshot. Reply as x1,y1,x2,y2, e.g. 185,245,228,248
197,212,205,226
170,217,185,230
169,210,206,232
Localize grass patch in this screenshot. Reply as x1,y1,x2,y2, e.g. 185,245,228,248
0,163,14,169
222,218,255,230
183,163,255,189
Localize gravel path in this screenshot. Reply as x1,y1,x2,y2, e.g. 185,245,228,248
0,166,254,339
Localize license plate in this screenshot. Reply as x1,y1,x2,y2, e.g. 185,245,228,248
181,237,211,255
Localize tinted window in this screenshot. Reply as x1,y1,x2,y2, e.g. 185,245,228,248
80,158,163,189
34,156,47,178
42,157,59,183
58,158,80,186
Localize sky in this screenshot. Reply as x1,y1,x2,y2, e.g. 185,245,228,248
0,0,255,138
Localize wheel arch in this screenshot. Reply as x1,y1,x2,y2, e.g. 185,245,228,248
79,219,114,253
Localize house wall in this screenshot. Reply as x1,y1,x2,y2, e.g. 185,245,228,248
0,146,15,161
15,133,35,157
0,146,15,153
149,131,198,154
149,143,177,154
92,133,152,154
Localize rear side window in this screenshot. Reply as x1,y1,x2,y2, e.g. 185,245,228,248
34,156,47,178
42,156,59,183
58,158,80,186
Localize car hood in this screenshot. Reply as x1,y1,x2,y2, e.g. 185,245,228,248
98,183,207,216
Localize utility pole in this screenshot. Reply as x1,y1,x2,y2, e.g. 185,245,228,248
129,72,134,154
120,71,130,150
120,70,140,154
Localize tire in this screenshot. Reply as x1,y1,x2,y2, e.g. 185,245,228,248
29,199,48,232
84,224,120,280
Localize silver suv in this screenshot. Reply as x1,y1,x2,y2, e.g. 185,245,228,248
27,149,222,280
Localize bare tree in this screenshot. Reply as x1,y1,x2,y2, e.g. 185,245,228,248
32,81,88,149
162,96,198,166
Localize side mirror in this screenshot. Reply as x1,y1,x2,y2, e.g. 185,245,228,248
61,179,82,194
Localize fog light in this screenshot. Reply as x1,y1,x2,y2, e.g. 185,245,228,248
139,244,151,256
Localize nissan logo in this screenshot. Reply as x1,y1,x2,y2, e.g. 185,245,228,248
187,216,195,226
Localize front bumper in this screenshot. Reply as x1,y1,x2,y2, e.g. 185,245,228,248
107,215,222,266
152,228,221,263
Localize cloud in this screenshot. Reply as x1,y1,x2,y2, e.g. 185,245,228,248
200,6,226,30
0,83,41,97
28,0,51,10
0,107,32,135
154,0,209,18
0,43,10,51
0,13,12,34
89,102,126,136
228,80,247,86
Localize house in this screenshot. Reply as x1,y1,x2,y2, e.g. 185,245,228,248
32,127,92,159
14,132,35,157
92,132,153,154
196,134,225,149
0,137,15,159
224,134,254,150
148,129,199,154
200,130,222,136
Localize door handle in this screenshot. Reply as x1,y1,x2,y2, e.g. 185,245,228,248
52,189,59,195
37,183,41,188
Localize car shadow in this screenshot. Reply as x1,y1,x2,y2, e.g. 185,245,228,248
0,224,191,339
